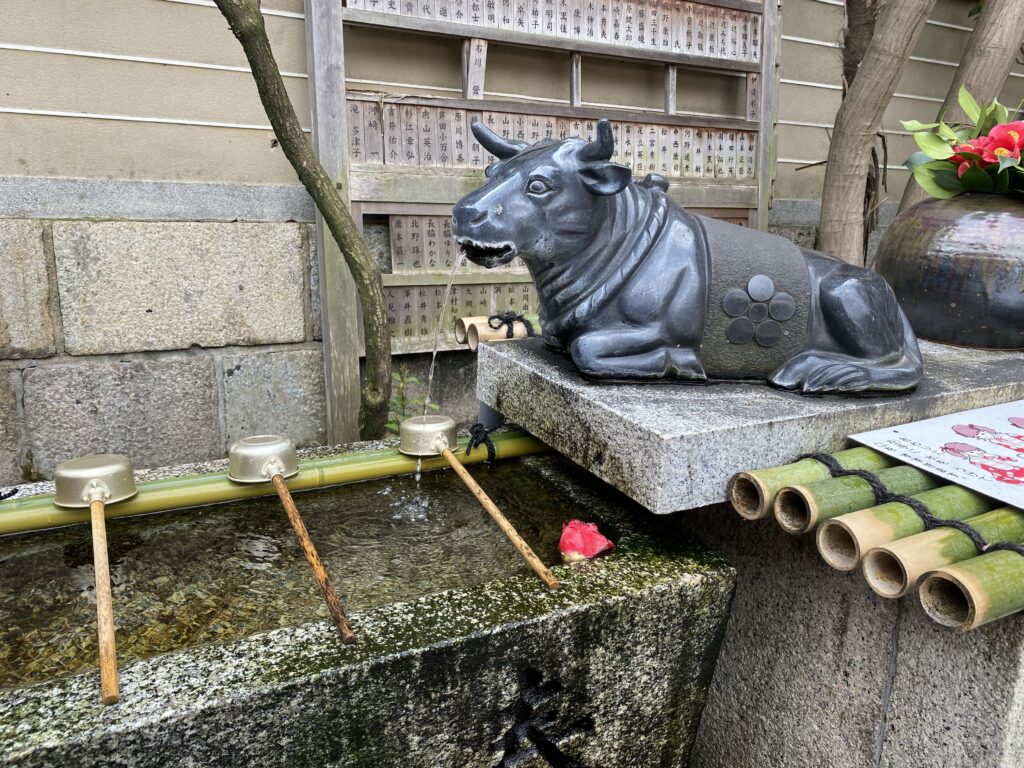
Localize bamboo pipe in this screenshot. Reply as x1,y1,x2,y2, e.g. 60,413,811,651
727,447,895,520
454,315,490,344
438,446,559,590
467,320,534,351
0,432,548,537
863,507,1024,599
815,485,998,572
271,474,356,643
919,549,1024,631
90,498,119,704
773,465,939,535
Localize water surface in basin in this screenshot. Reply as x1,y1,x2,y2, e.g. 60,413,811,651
0,456,593,688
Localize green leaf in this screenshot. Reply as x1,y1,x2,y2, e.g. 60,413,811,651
994,168,1011,193
994,102,1009,126
937,122,960,142
998,154,1021,173
903,150,934,169
912,165,961,199
958,85,982,124
901,119,939,132
914,131,955,159
960,162,995,192
931,168,964,192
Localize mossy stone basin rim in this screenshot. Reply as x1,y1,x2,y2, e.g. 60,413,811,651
875,193,1024,350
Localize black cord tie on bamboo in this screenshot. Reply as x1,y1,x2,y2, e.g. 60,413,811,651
0,488,17,501
467,422,499,462
797,452,1024,558
488,311,536,339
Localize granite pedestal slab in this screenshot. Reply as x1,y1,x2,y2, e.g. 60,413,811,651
477,339,1024,513
0,452,733,768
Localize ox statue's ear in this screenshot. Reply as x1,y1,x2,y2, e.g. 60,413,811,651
471,120,528,159
579,162,632,196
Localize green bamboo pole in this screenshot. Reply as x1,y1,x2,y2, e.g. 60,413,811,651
728,447,895,520
919,549,1024,630
0,432,548,537
815,485,998,571
863,507,1024,598
773,465,939,535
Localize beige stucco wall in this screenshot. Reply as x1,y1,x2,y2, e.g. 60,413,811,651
6,0,1021,200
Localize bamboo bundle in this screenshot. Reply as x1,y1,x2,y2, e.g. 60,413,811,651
773,465,939,535
815,485,997,571
454,314,541,350
467,320,535,351
862,507,1024,598
454,315,489,345
727,447,895,521
919,549,1024,631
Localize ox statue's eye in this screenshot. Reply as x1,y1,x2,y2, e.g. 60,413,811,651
526,177,552,195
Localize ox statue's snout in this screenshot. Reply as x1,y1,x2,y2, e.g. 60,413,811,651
452,197,518,269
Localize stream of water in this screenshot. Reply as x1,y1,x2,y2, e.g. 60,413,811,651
414,251,465,480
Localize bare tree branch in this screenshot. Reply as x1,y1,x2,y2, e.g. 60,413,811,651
213,0,391,438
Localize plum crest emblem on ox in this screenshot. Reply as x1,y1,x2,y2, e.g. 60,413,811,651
452,119,923,394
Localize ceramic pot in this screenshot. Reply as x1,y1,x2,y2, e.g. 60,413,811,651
875,193,1024,349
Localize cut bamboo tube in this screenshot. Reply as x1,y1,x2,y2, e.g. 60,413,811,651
90,498,119,705
0,432,547,537
272,474,356,643
454,315,489,345
774,465,939,535
727,447,895,521
919,549,1024,630
863,506,1024,599
467,320,534,351
816,485,997,572
439,446,559,590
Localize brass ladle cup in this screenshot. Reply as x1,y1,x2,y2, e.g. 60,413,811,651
228,435,356,643
54,454,138,705
399,415,559,590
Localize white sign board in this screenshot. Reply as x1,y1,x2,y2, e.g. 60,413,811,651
851,400,1024,508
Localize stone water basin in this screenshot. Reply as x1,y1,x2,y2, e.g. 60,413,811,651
0,450,734,767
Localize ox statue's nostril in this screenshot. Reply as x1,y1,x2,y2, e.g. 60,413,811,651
470,210,488,226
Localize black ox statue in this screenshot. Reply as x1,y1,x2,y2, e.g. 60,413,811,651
452,119,923,394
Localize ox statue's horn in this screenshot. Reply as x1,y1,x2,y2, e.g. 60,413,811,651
471,120,528,160
578,119,615,162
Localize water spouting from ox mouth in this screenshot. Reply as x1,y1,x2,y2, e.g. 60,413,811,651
416,247,466,481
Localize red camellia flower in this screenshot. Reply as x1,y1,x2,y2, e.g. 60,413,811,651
988,121,1024,151
950,138,992,177
559,520,614,564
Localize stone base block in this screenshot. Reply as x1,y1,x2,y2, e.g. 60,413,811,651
477,339,1024,513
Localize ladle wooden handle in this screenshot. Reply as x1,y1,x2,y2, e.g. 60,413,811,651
90,499,120,704
271,475,357,644
440,447,560,590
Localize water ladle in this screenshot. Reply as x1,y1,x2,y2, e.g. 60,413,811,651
228,435,356,643
53,454,138,705
399,415,560,590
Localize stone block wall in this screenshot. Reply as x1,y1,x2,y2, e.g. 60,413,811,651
0,216,327,485
0,202,483,487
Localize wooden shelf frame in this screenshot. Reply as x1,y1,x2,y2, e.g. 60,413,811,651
342,7,762,74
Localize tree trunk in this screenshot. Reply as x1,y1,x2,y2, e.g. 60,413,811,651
898,0,1024,212
818,0,936,265
840,0,881,259
213,0,391,438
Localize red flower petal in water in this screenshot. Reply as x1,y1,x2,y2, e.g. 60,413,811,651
559,520,614,564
